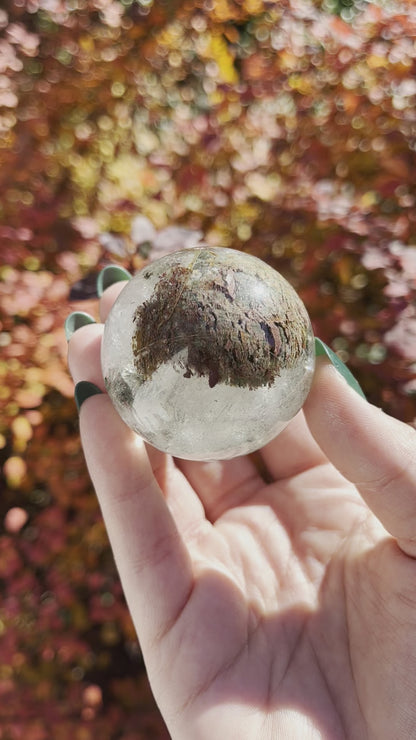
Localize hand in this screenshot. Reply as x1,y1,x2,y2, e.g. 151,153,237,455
67,275,416,740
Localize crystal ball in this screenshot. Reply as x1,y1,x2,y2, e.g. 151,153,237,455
101,247,315,461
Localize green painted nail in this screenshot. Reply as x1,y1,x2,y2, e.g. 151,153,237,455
96,265,131,297
74,381,103,412
65,311,96,341
315,338,366,399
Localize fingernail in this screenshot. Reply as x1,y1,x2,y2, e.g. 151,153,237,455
96,265,131,297
65,311,96,341
314,338,366,399
74,381,103,412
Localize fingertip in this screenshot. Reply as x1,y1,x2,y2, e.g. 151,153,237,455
302,355,375,491
303,356,369,444
67,322,104,386
96,265,132,298
65,311,96,341
99,281,129,323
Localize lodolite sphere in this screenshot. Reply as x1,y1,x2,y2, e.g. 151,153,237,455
101,247,315,461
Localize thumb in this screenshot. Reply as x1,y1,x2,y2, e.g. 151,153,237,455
303,353,416,557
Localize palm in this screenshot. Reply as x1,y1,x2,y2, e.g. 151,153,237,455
147,452,416,740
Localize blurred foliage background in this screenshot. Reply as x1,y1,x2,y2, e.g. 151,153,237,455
0,0,415,737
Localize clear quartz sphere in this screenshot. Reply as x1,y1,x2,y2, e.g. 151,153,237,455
101,247,315,461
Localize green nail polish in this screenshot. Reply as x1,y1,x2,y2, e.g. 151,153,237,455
315,338,366,399
74,381,103,412
96,265,131,297
65,311,96,341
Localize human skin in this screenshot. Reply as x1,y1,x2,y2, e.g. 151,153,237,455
68,281,416,740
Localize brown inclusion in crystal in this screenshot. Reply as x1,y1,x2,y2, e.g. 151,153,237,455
131,249,309,389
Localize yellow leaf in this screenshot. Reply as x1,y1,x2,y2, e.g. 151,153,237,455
3,456,27,489
366,55,388,69
208,34,238,85
211,0,239,21
79,35,94,53
245,0,265,12
360,191,378,209
11,416,33,453
289,74,312,95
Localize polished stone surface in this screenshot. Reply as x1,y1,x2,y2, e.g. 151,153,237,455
102,247,315,460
